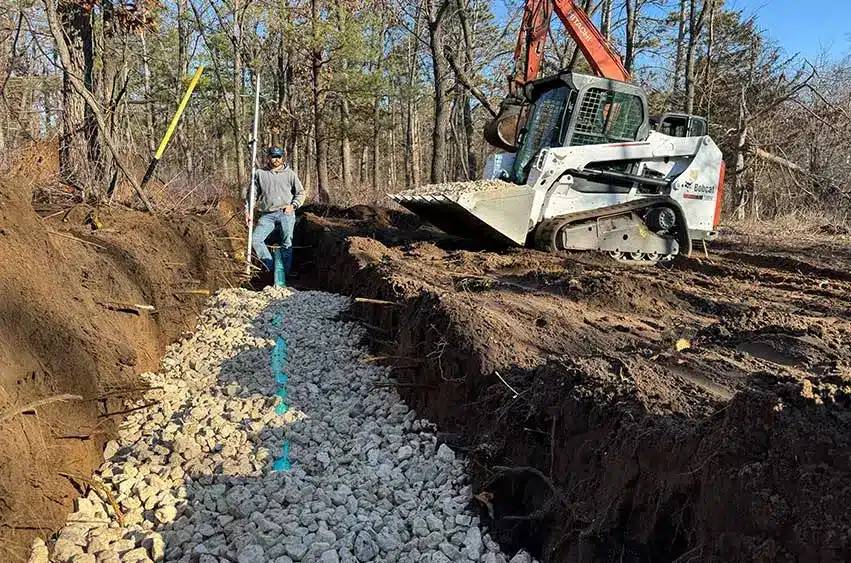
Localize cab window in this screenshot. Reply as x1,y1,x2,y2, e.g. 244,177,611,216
571,88,644,146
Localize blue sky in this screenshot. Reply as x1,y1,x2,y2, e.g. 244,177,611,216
731,0,849,60
492,0,848,62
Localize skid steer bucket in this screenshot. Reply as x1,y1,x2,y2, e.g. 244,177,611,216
483,99,528,152
390,184,536,246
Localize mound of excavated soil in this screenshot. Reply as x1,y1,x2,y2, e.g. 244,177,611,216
294,206,851,562
0,177,241,560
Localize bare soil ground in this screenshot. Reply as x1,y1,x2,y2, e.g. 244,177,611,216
294,205,851,563
0,166,242,560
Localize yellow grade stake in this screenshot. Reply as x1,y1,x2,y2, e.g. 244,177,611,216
140,66,205,189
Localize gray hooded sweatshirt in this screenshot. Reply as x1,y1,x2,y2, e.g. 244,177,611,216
248,166,306,213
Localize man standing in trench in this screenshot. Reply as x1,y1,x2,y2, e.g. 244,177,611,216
244,146,306,275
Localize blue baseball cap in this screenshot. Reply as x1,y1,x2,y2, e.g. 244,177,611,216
267,146,284,158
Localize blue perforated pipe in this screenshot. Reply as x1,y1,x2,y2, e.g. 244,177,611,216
271,311,291,470
273,247,286,288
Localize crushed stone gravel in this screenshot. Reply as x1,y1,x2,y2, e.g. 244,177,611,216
392,180,521,199
31,287,538,563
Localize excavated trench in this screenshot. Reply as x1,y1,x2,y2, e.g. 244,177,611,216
292,206,851,563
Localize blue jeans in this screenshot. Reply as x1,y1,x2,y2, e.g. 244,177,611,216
252,210,295,274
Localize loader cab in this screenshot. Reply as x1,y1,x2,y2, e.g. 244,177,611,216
651,113,708,137
511,72,650,184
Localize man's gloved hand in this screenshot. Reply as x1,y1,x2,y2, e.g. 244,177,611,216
244,203,251,226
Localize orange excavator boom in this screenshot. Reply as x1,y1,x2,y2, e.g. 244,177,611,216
551,0,629,81
485,0,629,150
509,0,552,96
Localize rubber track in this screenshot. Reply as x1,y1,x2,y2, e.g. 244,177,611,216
533,196,691,255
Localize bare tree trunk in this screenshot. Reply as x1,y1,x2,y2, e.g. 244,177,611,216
733,90,749,220
450,102,464,180
0,11,9,153
752,147,805,173
140,31,156,154
624,0,636,74
58,0,96,182
303,124,314,193
372,100,380,192
175,0,194,174
415,109,424,183
600,0,611,40
340,86,353,190
426,0,450,183
448,108,457,179
217,114,228,177
456,0,477,179
290,118,301,173
275,36,287,117
404,2,422,188
43,68,57,137
672,0,686,100
360,145,368,185
367,21,388,192
564,0,597,70
100,0,125,191
684,0,698,114
296,135,304,180
733,39,756,220
177,0,188,83
311,0,330,202
463,96,476,178
45,0,153,211
411,109,420,185
685,0,710,115
0,103,6,152
388,108,397,189
335,3,353,191
404,94,419,187
277,41,300,164
232,0,246,190
703,0,716,121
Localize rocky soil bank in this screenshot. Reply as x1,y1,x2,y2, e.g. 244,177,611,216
0,168,240,560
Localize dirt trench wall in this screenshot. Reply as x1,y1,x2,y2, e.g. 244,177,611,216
0,177,240,560
295,211,851,563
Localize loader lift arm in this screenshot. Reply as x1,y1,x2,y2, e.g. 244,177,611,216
486,0,629,150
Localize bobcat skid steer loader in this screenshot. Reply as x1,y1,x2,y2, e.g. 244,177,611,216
391,73,725,263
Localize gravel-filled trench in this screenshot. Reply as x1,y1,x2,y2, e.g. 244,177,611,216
291,209,851,563
32,287,536,563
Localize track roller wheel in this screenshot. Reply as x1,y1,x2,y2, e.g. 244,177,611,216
533,218,569,252
608,251,676,265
